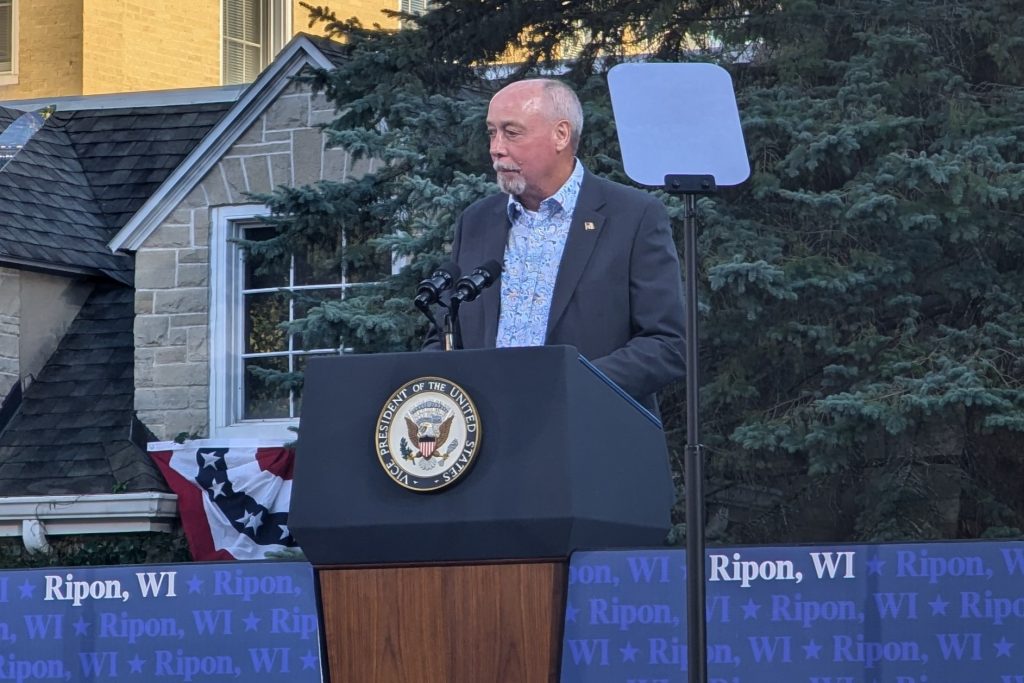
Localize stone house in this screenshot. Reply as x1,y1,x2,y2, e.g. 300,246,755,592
109,34,362,445
0,34,356,550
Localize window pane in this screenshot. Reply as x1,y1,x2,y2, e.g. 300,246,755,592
227,204,392,427
293,290,343,349
294,235,342,286
243,226,289,289
346,249,391,283
292,354,315,416
0,1,11,72
243,356,289,419
224,0,261,41
241,43,261,81
222,39,246,84
222,0,264,83
245,292,288,353
400,0,429,15
398,0,430,29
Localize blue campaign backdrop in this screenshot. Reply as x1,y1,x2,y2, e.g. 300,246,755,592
0,561,321,682
3,540,1023,683
561,540,1024,683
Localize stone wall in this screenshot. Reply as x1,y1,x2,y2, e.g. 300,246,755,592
0,268,91,401
0,268,19,399
133,82,364,440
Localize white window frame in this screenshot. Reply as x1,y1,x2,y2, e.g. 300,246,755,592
221,0,291,85
210,204,396,442
210,204,298,442
0,0,18,86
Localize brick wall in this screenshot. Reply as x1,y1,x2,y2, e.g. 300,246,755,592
313,0,399,30
0,0,84,101
0,1,398,101
133,83,371,440
82,0,220,95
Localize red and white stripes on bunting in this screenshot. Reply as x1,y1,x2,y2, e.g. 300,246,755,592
149,441,299,560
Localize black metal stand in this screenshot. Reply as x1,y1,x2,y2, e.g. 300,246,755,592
666,174,715,683
418,299,461,352
446,300,462,351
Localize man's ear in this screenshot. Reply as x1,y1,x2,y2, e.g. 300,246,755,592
553,119,572,152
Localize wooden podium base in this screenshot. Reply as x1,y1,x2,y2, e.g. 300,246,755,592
318,561,567,683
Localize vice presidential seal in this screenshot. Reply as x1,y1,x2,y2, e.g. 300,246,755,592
375,377,482,492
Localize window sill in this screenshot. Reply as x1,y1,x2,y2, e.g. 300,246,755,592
0,73,18,86
210,419,299,445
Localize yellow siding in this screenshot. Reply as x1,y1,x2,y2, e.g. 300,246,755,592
291,0,399,33
0,0,84,101
82,0,220,95
0,0,399,101
293,0,325,34
332,0,399,30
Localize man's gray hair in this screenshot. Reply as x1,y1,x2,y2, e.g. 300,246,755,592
540,79,584,152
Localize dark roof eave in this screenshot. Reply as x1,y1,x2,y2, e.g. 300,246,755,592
0,254,131,284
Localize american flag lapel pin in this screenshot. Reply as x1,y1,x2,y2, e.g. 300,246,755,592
584,221,595,231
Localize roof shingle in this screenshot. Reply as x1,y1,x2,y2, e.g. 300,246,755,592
0,101,232,282
0,284,167,495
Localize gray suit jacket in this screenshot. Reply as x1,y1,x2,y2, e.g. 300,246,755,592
435,171,686,412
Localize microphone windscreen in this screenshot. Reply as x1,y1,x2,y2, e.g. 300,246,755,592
437,261,462,281
479,259,502,282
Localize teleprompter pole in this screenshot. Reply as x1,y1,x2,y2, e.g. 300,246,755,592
667,174,714,683
608,61,749,681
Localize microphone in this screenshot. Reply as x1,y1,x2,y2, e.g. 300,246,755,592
451,260,502,304
415,262,461,307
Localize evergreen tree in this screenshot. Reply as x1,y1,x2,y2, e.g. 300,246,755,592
259,0,1024,543
702,0,1024,541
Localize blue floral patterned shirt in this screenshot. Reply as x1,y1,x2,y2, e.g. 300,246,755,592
495,160,585,348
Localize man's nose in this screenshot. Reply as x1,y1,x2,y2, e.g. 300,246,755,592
489,134,505,157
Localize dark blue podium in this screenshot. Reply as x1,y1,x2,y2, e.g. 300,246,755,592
290,346,674,682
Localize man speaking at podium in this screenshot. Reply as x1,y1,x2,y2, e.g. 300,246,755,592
429,78,686,414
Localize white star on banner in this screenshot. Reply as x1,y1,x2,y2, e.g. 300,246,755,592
244,510,264,532
200,451,222,469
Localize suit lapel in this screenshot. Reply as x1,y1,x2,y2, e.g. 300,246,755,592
546,173,606,340
478,199,510,347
